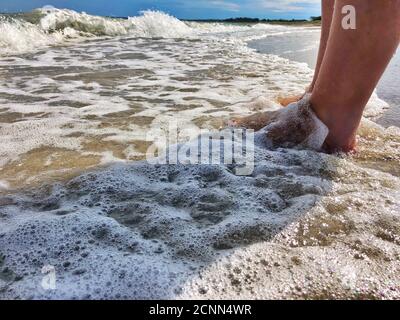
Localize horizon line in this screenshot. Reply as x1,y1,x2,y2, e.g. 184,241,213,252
0,8,320,21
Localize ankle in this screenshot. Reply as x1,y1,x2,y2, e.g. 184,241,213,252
309,97,358,153
323,134,357,153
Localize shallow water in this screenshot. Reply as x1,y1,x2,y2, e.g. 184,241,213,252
0,11,317,189
0,8,399,300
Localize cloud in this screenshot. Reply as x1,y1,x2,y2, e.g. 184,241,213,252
177,0,241,12
209,1,240,12
177,0,320,13
253,0,320,12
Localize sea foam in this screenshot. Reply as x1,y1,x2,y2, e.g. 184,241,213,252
0,124,399,299
0,8,307,56
0,7,399,300
0,9,194,55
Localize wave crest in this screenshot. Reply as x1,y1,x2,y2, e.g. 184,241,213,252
38,7,129,36
0,7,308,56
128,10,193,38
0,16,69,55
0,8,194,55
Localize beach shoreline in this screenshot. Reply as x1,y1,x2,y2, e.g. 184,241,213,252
0,9,399,300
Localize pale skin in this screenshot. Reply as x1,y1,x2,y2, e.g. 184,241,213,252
278,0,335,106
235,0,400,153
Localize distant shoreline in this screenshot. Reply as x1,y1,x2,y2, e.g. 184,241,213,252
0,11,322,26
184,17,322,26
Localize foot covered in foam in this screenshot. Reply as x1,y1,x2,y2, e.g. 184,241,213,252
231,95,329,151
229,110,281,132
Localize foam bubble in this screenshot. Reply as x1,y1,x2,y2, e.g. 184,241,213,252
0,7,398,300
0,8,314,56
38,8,129,36
256,95,329,150
0,129,399,299
0,180,9,190
0,17,67,55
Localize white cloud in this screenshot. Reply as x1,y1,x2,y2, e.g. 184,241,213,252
209,1,240,12
173,0,320,14
255,0,320,12
176,0,241,12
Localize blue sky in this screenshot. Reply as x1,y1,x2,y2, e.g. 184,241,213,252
0,0,321,19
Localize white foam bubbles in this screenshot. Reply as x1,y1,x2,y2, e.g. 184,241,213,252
0,17,67,55
256,95,329,151
128,11,193,38
0,130,399,299
0,180,9,190
38,7,129,36
0,6,399,300
0,8,315,56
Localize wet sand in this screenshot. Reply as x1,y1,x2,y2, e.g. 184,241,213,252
0,10,399,299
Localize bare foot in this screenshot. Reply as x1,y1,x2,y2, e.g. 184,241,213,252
231,92,306,130
231,96,329,151
275,92,357,152
276,94,304,107
230,110,280,131
322,138,357,153
309,98,358,153
264,97,329,150
321,130,357,153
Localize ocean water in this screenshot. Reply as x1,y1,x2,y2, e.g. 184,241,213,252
0,8,399,299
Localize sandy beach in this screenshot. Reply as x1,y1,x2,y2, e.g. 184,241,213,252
0,8,399,299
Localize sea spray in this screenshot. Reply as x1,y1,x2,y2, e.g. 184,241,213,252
0,7,307,56
0,9,195,55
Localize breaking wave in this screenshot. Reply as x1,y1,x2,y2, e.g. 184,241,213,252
0,6,399,301
0,8,195,55
0,7,306,56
